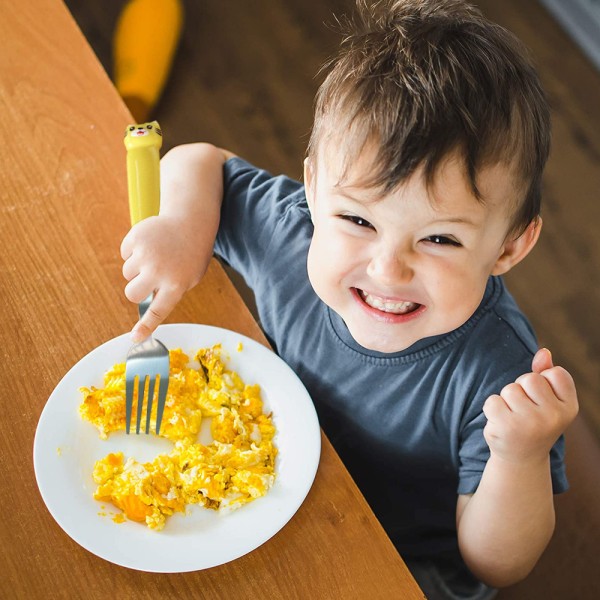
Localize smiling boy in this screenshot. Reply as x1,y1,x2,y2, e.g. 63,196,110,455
304,148,538,354
120,1,578,598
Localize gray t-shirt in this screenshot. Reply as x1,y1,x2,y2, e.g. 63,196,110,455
215,157,567,566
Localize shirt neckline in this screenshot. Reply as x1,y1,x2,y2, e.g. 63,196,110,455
326,277,502,364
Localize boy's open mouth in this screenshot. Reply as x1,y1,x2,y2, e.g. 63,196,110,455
357,289,421,315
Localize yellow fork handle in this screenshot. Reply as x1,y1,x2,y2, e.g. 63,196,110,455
124,121,162,225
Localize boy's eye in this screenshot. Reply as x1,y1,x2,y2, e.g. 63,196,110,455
423,235,461,247
341,215,374,229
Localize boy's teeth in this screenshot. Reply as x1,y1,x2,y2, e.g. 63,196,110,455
361,291,418,314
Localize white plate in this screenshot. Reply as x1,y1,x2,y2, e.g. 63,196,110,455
33,324,321,572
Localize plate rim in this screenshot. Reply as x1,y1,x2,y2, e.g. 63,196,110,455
33,323,321,572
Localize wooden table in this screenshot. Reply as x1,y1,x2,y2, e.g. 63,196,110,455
0,1,423,597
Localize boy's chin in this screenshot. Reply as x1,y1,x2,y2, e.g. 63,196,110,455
348,326,414,354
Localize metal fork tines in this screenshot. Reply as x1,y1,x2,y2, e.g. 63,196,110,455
125,294,170,434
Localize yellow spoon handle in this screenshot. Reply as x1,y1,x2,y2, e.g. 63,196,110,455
124,121,163,225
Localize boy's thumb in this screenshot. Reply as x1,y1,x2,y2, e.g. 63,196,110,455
532,347,553,374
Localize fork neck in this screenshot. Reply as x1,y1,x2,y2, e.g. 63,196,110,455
138,293,154,321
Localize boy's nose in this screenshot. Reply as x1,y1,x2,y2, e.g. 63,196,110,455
366,249,414,285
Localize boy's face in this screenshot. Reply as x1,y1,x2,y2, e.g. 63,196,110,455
304,147,539,353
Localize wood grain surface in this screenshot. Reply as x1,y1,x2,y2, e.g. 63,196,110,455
0,1,424,598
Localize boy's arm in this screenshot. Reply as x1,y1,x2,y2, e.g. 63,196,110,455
456,349,578,588
120,142,234,341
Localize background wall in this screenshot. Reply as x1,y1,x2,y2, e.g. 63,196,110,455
540,0,600,71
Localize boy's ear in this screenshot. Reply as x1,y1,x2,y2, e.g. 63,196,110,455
304,158,315,216
491,217,542,276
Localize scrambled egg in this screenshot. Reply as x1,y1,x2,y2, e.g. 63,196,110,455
79,345,277,530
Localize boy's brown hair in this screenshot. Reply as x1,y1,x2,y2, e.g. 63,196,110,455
307,0,551,236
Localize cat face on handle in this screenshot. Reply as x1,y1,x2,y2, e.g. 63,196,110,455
124,121,162,150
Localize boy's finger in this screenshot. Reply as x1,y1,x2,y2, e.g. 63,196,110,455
498,382,536,412
132,305,165,342
532,347,553,374
513,372,554,407
483,394,509,420
120,232,133,260
122,256,140,282
131,288,179,342
539,366,579,408
124,275,153,304
131,321,153,343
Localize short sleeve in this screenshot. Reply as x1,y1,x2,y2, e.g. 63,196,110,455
455,306,569,496
215,157,307,290
457,412,568,495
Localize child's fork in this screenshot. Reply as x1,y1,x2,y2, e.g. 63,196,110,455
123,120,170,434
